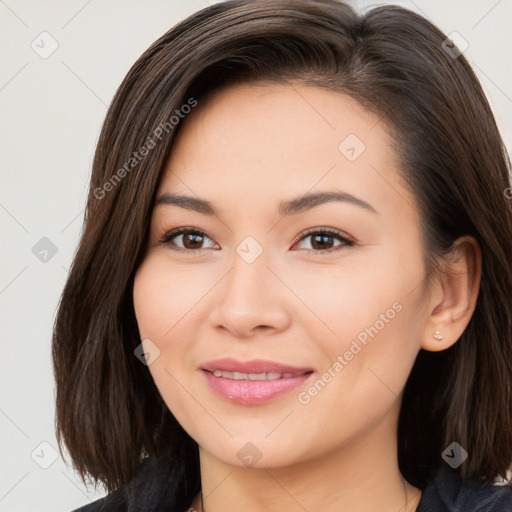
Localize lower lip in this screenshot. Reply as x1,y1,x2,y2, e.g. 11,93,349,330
202,370,313,405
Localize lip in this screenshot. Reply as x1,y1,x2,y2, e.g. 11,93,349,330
201,358,313,375
201,358,314,405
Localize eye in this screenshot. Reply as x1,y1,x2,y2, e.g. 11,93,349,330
158,227,219,253
292,227,355,254
158,226,355,255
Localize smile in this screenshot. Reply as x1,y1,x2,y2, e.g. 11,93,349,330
211,370,306,380
202,369,314,405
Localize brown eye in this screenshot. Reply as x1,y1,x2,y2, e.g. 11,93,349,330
293,228,355,253
158,228,219,253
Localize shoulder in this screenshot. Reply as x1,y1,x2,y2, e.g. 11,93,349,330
68,454,198,512
417,467,512,512
69,489,126,512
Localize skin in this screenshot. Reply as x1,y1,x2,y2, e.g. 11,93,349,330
133,82,481,512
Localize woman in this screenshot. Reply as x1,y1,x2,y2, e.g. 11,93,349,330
53,1,512,511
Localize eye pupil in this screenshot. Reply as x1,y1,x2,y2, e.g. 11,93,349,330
183,233,203,249
311,234,334,250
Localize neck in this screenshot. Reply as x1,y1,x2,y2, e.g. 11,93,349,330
189,401,422,512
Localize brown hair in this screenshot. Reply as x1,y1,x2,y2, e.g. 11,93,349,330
52,0,512,505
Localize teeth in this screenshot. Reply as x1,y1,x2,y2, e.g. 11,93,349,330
212,370,299,380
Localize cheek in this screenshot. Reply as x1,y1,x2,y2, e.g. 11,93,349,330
132,258,195,421
133,256,204,339
289,276,423,456
134,258,163,336
290,252,421,349
297,249,425,397
132,255,210,395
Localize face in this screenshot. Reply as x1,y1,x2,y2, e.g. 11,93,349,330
133,82,431,468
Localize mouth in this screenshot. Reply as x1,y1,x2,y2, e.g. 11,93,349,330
201,358,314,405
207,370,311,380
201,357,313,375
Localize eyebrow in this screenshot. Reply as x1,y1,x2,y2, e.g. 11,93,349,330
155,190,378,216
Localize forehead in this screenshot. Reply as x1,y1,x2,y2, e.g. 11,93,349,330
157,82,414,219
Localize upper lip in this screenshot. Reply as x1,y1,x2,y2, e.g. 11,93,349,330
202,358,313,375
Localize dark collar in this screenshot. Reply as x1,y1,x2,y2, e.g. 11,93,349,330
416,466,512,512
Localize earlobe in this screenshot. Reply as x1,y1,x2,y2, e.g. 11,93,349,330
420,236,481,352
433,330,443,341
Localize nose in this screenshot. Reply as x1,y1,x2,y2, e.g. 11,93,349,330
208,245,290,338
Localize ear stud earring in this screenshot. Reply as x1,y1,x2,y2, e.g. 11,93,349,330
433,330,443,341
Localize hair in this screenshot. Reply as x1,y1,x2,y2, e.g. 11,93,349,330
52,0,512,506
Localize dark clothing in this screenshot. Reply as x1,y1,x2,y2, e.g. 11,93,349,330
416,468,512,511
72,459,512,512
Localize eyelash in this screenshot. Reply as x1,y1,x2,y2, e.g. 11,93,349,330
157,227,355,255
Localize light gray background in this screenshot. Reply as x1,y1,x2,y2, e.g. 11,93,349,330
1,1,511,511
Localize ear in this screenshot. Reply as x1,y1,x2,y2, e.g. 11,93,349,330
421,236,481,352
